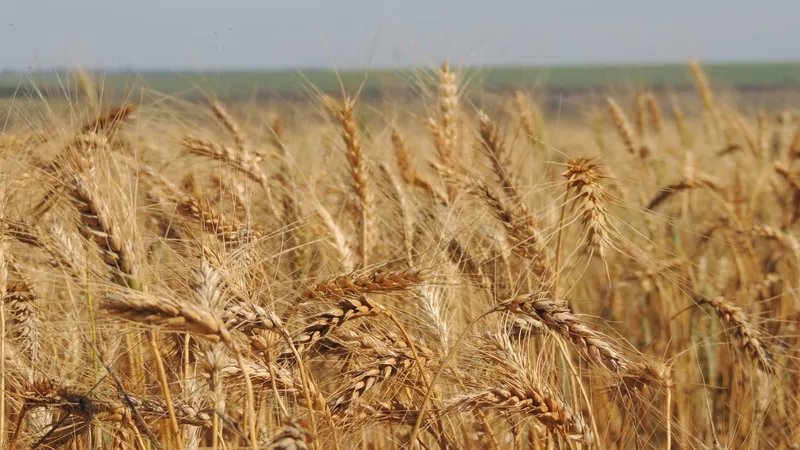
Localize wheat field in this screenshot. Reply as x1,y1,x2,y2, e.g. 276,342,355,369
0,61,798,449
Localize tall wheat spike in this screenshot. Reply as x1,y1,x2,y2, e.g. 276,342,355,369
562,157,612,260
324,96,371,268
607,97,639,156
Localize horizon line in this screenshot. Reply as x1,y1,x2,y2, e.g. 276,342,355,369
3,58,800,75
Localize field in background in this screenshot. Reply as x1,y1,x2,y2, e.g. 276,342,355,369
2,61,800,101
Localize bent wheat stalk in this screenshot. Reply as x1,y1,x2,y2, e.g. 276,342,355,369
496,293,630,372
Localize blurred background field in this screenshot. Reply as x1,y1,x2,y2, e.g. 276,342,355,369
3,62,800,101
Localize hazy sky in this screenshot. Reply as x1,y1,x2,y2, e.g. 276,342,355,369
2,0,797,71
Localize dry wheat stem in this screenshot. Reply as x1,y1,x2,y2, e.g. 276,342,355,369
272,321,324,450
146,331,184,448
410,306,499,446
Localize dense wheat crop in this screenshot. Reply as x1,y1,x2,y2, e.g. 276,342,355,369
0,61,799,449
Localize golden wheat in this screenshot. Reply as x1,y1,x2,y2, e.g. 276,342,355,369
0,60,796,450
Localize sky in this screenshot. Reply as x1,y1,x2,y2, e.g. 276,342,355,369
1,0,798,71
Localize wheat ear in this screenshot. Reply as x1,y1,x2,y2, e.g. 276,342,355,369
476,109,529,215
101,291,258,447
81,104,136,136
514,91,544,149
445,382,593,446
266,419,312,450
469,178,549,276
300,269,426,300
433,61,459,165
179,136,280,218
562,157,612,260
606,97,639,156
696,295,774,374
635,89,647,139
210,100,248,153
68,174,141,289
646,174,720,211
495,293,630,371
324,96,371,268
689,59,720,139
